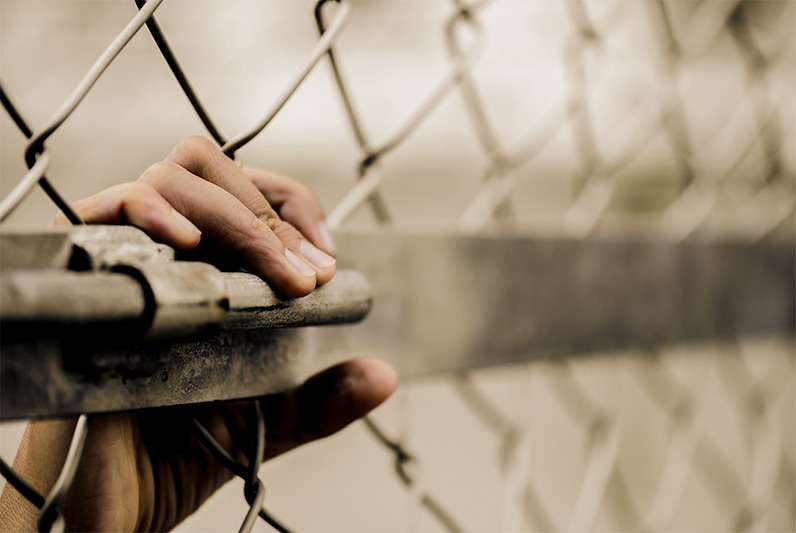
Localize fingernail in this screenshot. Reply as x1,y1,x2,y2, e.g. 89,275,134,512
170,208,201,234
285,248,316,277
316,221,336,256
300,240,336,270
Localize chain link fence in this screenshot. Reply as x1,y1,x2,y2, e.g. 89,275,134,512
1,0,794,531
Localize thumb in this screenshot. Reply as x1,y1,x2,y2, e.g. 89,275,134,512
263,358,398,460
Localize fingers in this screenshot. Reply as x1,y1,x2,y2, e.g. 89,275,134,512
166,137,336,286
242,166,336,257
54,136,334,298
261,358,398,460
53,182,202,250
139,160,318,298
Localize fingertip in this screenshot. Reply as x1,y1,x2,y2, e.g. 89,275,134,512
313,220,337,257
280,249,317,297
123,201,201,251
327,358,399,425
285,214,336,258
327,358,399,418
169,231,202,251
285,248,316,277
352,358,399,408
168,208,202,250
299,240,336,285
295,358,398,437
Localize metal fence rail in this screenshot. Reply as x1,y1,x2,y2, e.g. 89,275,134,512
1,0,793,531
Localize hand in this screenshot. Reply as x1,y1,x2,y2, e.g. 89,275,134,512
57,135,338,297
0,137,398,532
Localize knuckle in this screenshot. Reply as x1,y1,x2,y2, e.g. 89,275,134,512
224,210,267,247
243,213,266,238
138,160,181,187
265,217,302,245
226,216,273,260
171,135,217,169
124,181,153,196
263,215,283,234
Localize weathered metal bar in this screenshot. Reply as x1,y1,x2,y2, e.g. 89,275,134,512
1,227,792,420
0,269,372,337
223,270,372,330
0,228,373,338
311,230,795,377
1,270,145,323
0,329,308,420
0,227,373,420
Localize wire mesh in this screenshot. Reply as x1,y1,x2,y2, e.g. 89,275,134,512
0,0,793,531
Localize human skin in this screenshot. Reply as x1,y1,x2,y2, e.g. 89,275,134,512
0,136,398,532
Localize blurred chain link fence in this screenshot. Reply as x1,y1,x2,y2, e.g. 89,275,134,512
1,0,794,531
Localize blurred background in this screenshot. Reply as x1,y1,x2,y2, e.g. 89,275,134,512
1,0,794,531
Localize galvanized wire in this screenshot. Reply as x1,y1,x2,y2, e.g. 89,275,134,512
190,402,291,533
220,0,353,160
0,84,82,225
324,0,487,229
401,3,791,528
363,417,464,533
0,415,94,532
718,342,791,532
0,149,54,224
1,0,163,225
133,0,228,146
0,459,45,510
37,415,92,533
632,352,713,532
2,2,791,240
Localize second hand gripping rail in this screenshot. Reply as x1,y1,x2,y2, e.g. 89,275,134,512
0,225,372,421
